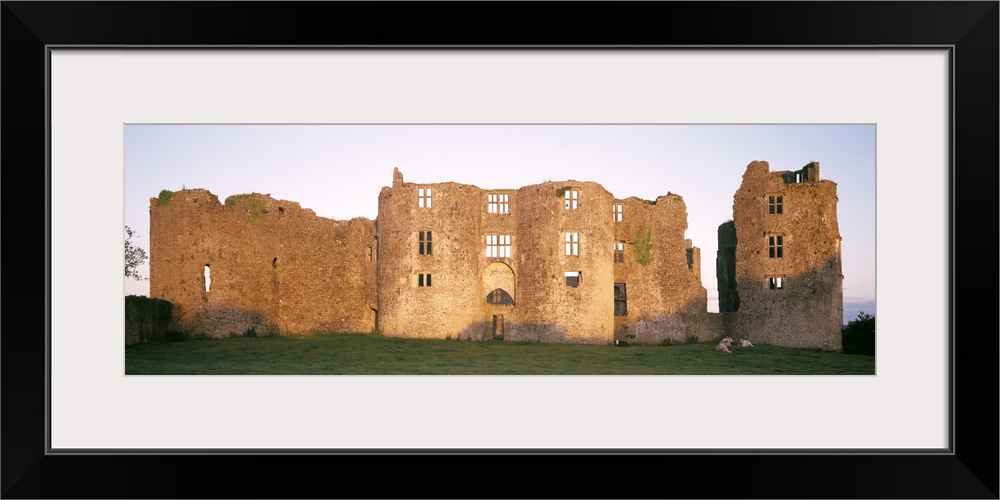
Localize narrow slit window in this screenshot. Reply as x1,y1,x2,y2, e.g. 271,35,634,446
418,273,432,287
204,264,211,293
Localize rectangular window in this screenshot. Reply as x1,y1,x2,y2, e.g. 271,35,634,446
614,242,624,263
366,246,373,263
418,187,432,208
768,235,783,258
564,189,579,210
418,273,432,287
565,271,581,287
419,231,432,255
613,204,622,222
564,232,579,256
768,195,784,215
614,283,627,316
487,193,509,214
769,277,784,289
204,264,211,293
485,234,511,258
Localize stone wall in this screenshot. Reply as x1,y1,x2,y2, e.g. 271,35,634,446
376,173,484,340
723,161,843,350
375,171,708,344
611,195,711,344
149,189,376,337
147,160,843,350
511,181,615,343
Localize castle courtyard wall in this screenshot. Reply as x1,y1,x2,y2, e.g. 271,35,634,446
147,159,843,350
150,189,376,337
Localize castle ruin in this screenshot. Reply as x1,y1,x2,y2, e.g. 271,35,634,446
148,160,843,350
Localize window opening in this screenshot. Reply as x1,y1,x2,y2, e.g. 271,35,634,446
565,271,581,287
769,277,784,289
272,257,278,269
614,242,624,263
204,264,211,293
486,288,515,306
564,189,579,210
419,231,433,255
418,273,432,287
564,232,579,256
485,234,511,258
768,195,784,215
768,235,784,258
367,246,373,263
487,194,509,214
613,204,622,222
418,187,432,208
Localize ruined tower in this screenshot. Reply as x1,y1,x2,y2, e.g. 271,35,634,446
722,161,844,350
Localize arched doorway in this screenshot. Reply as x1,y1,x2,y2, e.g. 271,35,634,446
481,262,515,340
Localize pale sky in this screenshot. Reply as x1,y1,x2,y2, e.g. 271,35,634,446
124,124,876,323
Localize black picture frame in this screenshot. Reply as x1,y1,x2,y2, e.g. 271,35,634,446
3,2,996,498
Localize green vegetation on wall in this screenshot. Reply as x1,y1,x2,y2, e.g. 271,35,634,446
635,219,653,266
226,193,269,224
158,189,174,207
555,186,573,198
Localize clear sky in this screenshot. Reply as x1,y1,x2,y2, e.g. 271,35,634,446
124,124,876,323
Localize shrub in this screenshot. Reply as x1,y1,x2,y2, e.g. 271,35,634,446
158,189,174,206
842,312,875,355
125,295,173,344
684,333,699,344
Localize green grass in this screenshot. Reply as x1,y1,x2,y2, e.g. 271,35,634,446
125,333,875,375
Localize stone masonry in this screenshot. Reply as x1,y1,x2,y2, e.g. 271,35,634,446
148,160,843,350
716,161,843,350
149,189,376,337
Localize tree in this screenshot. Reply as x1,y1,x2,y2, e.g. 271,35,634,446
125,225,148,281
842,311,875,355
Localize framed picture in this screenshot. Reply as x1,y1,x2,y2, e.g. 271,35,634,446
4,2,996,498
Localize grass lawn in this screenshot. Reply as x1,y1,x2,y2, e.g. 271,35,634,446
125,333,875,375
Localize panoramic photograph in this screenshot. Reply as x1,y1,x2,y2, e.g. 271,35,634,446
124,124,876,375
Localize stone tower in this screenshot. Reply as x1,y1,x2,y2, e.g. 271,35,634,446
724,160,844,350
